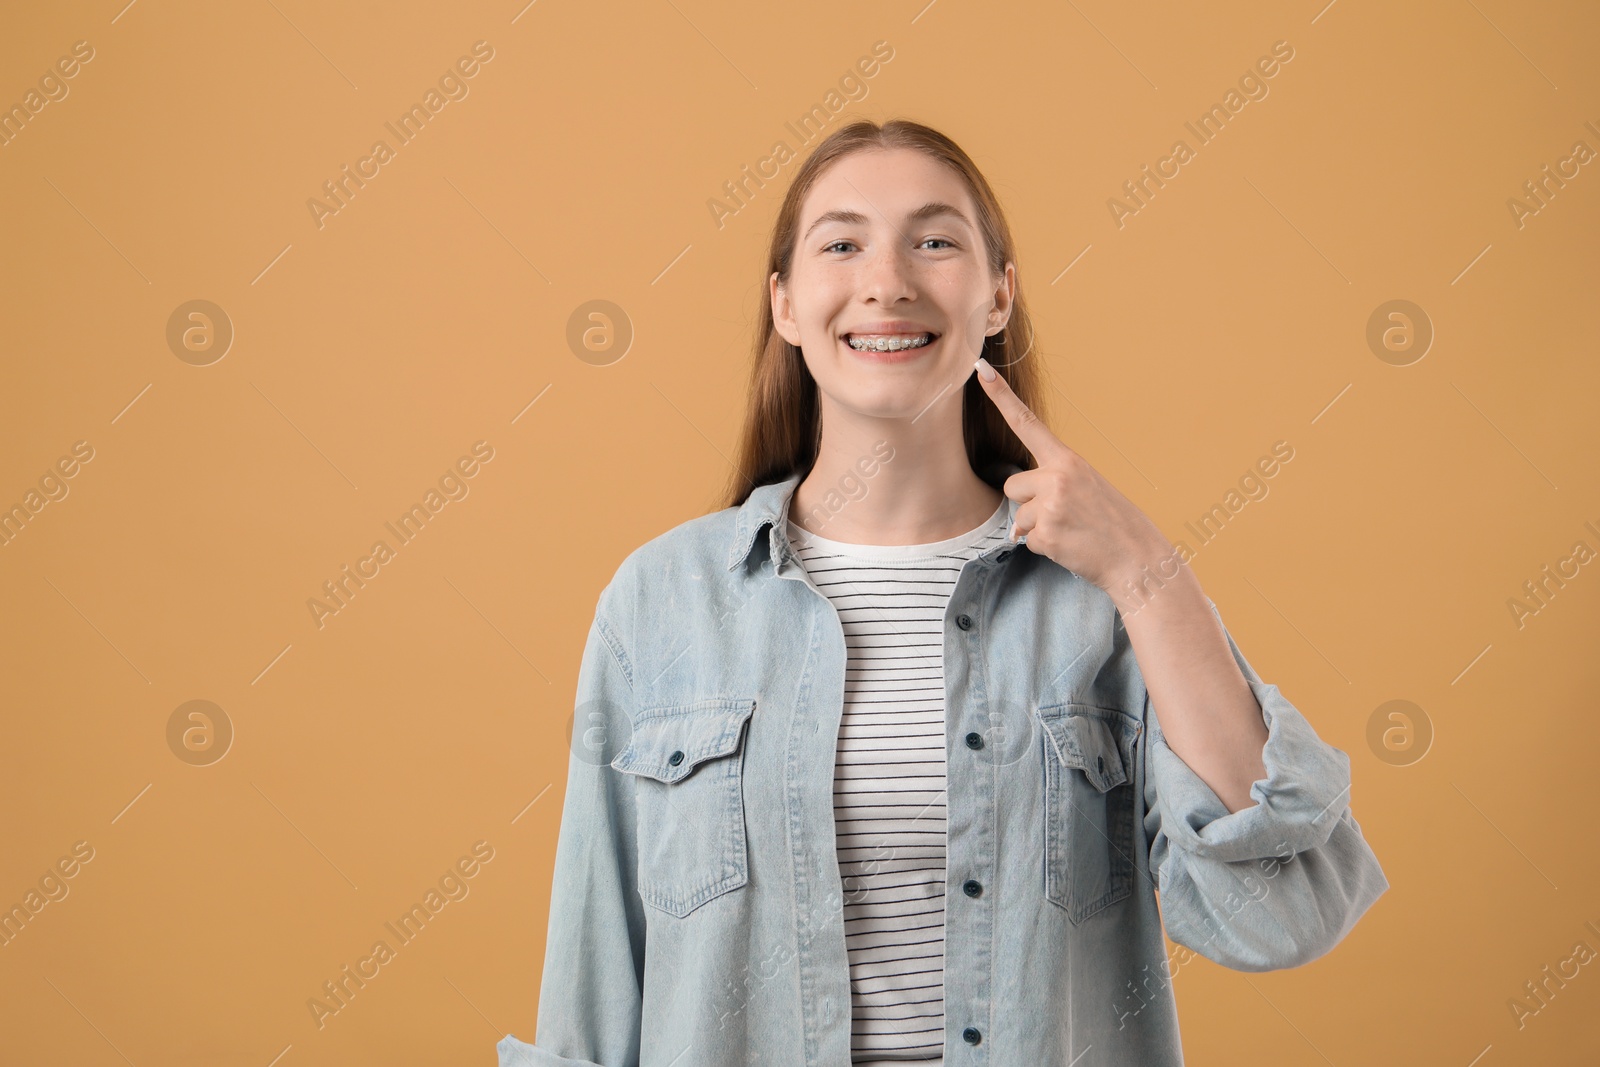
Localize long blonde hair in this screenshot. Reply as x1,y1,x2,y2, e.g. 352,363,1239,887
716,118,1048,510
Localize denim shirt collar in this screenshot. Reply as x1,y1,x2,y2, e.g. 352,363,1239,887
726,463,1027,572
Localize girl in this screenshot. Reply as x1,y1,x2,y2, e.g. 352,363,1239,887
500,119,1388,1067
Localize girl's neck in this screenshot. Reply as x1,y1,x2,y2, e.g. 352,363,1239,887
788,450,1004,546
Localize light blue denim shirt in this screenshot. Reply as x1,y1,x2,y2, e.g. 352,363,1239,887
499,467,1389,1066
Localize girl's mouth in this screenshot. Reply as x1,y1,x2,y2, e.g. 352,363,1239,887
842,332,939,355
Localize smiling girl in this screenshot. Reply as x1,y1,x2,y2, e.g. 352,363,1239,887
501,119,1388,1067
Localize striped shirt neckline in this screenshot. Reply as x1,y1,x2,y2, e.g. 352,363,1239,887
785,497,1010,563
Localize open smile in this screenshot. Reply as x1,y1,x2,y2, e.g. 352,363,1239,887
841,331,941,361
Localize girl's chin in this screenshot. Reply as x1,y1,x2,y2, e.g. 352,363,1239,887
822,378,959,420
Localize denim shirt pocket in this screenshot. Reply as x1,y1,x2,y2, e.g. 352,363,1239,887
1037,703,1142,925
610,697,756,918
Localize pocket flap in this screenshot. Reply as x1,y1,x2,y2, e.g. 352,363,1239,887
1036,703,1136,792
611,698,756,784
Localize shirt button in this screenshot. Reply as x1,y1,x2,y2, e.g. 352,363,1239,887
995,548,1012,563
964,731,984,750
956,614,973,631
668,750,685,766
962,1026,982,1045
962,879,982,898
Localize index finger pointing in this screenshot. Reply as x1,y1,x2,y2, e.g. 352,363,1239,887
973,357,1070,463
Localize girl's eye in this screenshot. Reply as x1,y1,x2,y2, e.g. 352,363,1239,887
823,237,956,254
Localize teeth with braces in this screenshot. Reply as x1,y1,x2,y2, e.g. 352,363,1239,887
846,334,934,352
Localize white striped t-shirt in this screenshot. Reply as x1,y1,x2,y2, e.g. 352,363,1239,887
786,496,1011,1065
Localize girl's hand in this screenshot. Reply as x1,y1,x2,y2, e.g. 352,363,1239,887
973,356,1174,594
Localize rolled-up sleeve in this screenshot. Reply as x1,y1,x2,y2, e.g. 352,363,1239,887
499,584,646,1066
1142,598,1390,972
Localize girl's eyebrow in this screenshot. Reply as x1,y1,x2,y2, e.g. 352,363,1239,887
802,200,972,241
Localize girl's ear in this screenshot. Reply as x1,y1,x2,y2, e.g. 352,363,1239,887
771,272,801,346
989,262,1017,331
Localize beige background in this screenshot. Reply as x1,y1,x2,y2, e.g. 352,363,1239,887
2,0,1597,1063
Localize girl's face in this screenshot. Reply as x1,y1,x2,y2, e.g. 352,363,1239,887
772,147,1015,422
